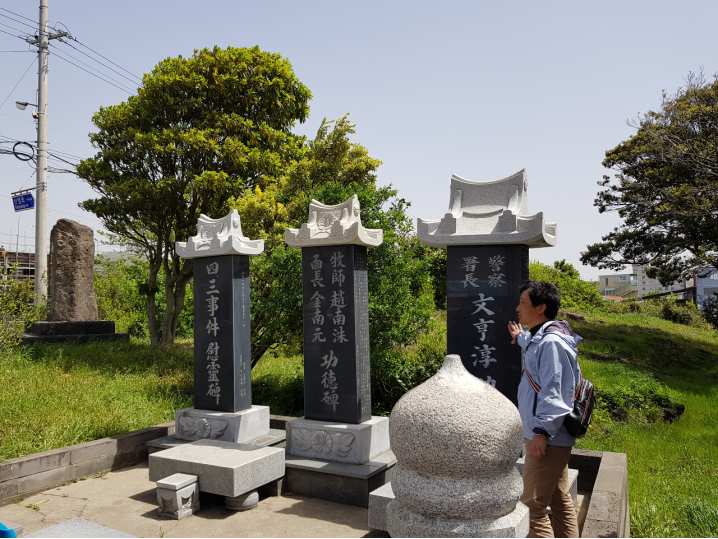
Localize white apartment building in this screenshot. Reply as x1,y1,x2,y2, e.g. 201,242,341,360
599,264,687,298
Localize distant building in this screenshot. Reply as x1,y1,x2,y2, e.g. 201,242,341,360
599,264,688,299
0,247,36,282
686,267,718,305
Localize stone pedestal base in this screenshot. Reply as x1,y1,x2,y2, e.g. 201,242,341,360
285,449,396,508
286,416,389,464
225,489,259,511
386,499,530,538
156,473,199,519
174,405,269,443
21,320,129,344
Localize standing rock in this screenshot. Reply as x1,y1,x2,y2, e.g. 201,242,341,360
48,219,98,322
386,354,529,537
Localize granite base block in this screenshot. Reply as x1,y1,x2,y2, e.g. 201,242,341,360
386,499,530,538
285,449,395,508
174,406,269,443
25,518,135,538
148,439,284,498
156,473,199,520
286,416,390,464
225,489,259,511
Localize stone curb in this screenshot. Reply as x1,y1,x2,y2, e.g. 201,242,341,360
580,451,630,538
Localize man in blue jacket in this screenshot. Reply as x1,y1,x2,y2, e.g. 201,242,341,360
508,281,581,538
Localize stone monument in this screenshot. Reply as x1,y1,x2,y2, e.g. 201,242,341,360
417,170,557,405
283,195,395,507
172,209,269,442
377,354,529,537
22,219,129,344
147,210,285,514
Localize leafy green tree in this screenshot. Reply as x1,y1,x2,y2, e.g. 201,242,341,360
581,72,718,284
77,46,311,345
231,115,435,365
0,271,46,350
529,260,602,311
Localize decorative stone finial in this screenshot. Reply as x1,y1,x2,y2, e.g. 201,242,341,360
386,354,529,537
284,195,383,248
176,209,264,259
417,169,557,248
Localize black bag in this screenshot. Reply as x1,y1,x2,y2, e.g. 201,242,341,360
524,371,595,439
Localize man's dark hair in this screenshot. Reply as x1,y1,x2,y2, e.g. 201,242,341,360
519,281,561,320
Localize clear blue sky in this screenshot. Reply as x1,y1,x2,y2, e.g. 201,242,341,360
1,1,716,279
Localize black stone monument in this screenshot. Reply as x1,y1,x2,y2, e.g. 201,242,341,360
193,254,252,412
446,245,529,406
301,244,371,424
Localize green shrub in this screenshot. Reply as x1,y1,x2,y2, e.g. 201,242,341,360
0,274,46,351
701,294,718,329
528,260,603,311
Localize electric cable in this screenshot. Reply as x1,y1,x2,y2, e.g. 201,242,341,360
0,12,36,31
57,39,140,87
49,43,135,93
0,58,36,110
71,38,142,83
49,46,133,94
0,20,29,35
0,8,36,25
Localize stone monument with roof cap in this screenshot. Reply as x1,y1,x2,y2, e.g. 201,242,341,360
417,169,557,405
282,195,394,507
172,209,269,443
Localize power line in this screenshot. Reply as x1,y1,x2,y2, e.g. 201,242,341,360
0,57,35,110
0,112,87,139
72,38,142,83
0,192,103,224
49,46,133,94
0,12,36,30
0,20,29,35
58,39,140,87
49,43,135,93
0,7,36,25
0,26,24,39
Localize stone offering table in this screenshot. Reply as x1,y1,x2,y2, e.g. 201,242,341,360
417,170,557,405
149,440,285,512
283,195,395,507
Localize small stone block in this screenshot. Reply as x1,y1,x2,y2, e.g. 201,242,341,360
157,482,199,520
286,416,390,464
174,406,269,443
157,473,197,490
368,482,395,531
25,518,135,537
149,439,284,498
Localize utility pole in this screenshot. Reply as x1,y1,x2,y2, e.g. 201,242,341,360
25,0,70,299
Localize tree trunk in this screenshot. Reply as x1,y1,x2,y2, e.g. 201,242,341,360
145,261,161,346
161,259,193,345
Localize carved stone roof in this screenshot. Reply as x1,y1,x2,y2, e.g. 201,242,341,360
176,209,264,259
285,195,383,248
417,169,557,248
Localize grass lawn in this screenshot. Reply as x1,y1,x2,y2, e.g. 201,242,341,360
572,311,718,537
1,310,717,536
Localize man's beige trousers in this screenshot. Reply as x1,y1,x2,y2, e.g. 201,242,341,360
520,440,579,538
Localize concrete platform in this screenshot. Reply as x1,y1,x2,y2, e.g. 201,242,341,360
285,450,396,508
0,462,372,538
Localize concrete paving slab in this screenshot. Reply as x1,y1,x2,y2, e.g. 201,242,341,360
25,518,135,537
0,463,372,538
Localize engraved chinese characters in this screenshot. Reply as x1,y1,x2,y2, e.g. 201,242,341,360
193,255,252,412
447,245,529,406
302,245,371,424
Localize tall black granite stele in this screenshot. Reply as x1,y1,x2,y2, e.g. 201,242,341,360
283,195,395,508
171,209,272,444
418,170,558,406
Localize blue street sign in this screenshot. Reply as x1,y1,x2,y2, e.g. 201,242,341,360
12,193,35,212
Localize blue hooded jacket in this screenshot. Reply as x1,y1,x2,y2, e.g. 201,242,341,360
516,320,583,447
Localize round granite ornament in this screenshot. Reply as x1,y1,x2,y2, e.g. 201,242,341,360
386,354,529,537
